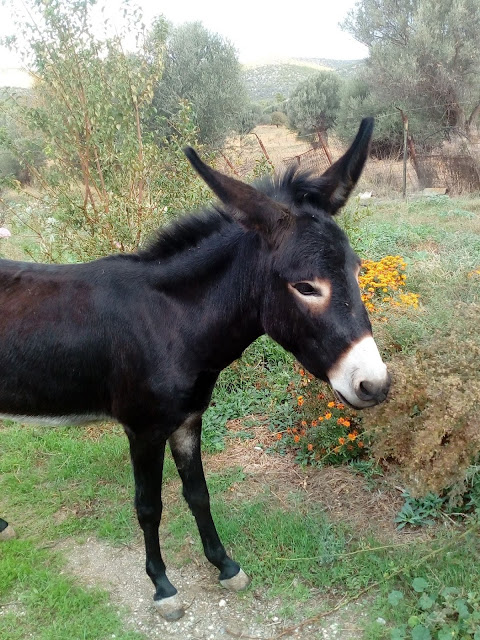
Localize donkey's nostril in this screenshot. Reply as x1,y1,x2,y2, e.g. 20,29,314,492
357,377,390,403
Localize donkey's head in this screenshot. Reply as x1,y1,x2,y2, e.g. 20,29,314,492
185,118,390,408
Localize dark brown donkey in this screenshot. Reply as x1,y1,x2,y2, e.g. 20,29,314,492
0,118,389,620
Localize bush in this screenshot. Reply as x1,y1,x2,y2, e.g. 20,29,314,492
365,306,480,498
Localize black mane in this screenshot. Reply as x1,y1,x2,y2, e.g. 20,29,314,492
137,166,322,262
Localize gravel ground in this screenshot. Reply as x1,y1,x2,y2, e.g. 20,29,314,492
57,537,364,640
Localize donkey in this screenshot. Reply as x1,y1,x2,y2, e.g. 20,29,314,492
0,118,389,620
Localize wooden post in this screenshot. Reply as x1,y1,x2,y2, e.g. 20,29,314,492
396,107,409,198
317,129,333,165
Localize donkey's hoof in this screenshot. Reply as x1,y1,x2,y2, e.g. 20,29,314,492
220,568,251,592
0,525,16,541
154,594,185,621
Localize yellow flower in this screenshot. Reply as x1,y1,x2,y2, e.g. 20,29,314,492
327,401,335,408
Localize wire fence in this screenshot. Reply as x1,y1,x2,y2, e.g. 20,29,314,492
220,124,480,197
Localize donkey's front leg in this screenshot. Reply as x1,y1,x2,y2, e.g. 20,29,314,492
127,430,184,621
169,413,251,592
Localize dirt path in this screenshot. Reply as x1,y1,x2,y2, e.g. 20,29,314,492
58,536,363,640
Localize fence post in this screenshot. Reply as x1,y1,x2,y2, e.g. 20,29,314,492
317,130,333,165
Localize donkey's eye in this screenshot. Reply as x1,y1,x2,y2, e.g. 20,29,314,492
292,282,319,296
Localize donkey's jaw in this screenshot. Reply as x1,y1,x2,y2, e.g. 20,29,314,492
327,335,390,409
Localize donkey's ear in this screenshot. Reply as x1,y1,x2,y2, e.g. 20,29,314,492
184,147,292,242
306,118,374,215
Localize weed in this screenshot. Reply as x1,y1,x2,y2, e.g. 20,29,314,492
394,491,445,530
388,578,480,640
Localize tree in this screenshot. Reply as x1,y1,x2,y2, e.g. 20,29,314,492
151,22,248,147
287,71,341,142
271,111,288,128
1,0,208,261
342,0,480,141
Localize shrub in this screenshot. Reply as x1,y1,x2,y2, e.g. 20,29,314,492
365,305,480,498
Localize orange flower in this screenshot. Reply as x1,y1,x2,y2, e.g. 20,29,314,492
307,443,314,451
301,420,307,427
325,412,332,420
358,441,364,448
297,396,304,406
294,435,300,443
336,403,345,410
276,433,282,440
299,369,305,376
327,401,335,408
333,446,341,453
338,437,346,445
317,393,325,400
337,417,345,426
348,432,356,441
343,420,351,428
311,420,318,427
318,416,324,422
292,427,298,434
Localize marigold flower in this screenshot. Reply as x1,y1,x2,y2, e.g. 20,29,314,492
343,420,351,428
333,446,341,453
358,441,364,448
337,417,345,426
311,420,318,427
336,403,345,410
299,369,305,376
276,433,282,440
338,437,346,445
294,435,300,443
318,416,324,422
327,401,335,408
348,432,356,441
297,396,304,406
307,443,314,451
325,412,332,420
301,420,307,427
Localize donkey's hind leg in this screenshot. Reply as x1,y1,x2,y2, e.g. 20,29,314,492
0,518,15,540
169,414,251,592
126,429,184,621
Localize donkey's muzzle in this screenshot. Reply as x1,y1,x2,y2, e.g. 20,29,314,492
355,375,391,406
327,335,390,409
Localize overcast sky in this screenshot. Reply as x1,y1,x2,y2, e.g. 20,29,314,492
0,0,367,69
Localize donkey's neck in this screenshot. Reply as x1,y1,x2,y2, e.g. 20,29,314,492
146,223,266,372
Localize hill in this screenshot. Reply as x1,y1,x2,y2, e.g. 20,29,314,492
243,58,364,102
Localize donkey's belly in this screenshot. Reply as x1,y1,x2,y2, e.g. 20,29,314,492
0,412,110,426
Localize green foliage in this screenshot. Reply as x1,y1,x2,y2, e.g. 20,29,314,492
1,0,209,262
388,579,480,640
271,111,288,127
151,22,248,147
395,491,445,529
341,0,480,141
287,71,341,137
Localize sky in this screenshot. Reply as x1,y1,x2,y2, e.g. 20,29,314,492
0,0,367,83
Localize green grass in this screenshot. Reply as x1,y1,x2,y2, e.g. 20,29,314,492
0,540,143,640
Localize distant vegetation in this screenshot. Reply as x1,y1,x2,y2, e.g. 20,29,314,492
243,59,360,102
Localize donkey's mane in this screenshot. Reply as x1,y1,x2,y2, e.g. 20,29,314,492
135,166,319,262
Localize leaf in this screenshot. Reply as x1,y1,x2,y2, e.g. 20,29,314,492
418,593,435,610
389,590,405,606
454,598,470,619
411,625,431,640
391,627,406,640
438,626,455,640
412,577,429,593
474,627,480,640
